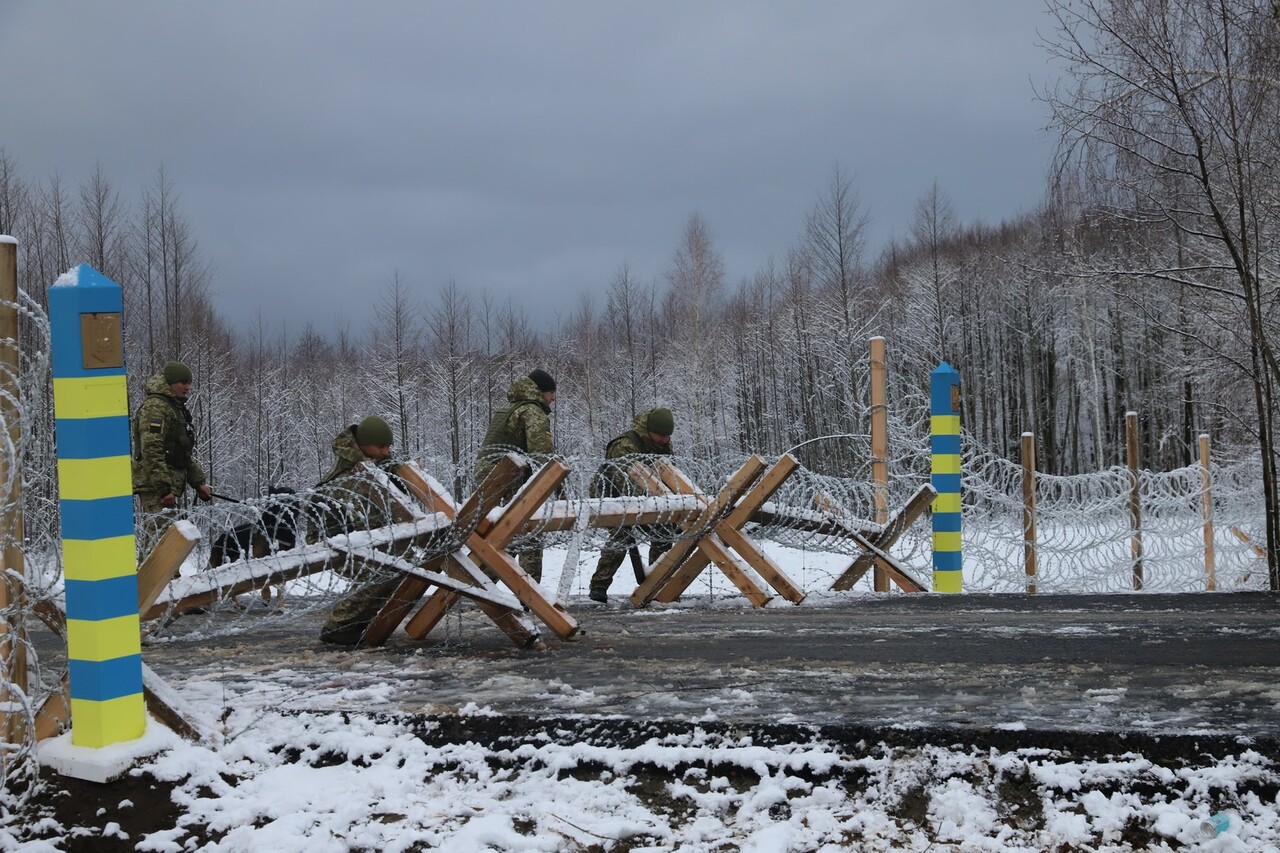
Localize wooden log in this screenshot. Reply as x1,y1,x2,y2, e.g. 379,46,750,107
1023,432,1038,594
1200,434,1216,591
465,534,580,639
1126,411,1144,590
870,335,890,592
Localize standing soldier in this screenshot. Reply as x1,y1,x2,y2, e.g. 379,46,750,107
474,369,556,581
588,407,675,603
132,361,213,547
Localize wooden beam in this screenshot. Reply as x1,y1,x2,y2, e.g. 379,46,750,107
633,457,767,605
138,522,201,614
830,483,935,591
360,457,527,645
485,458,571,547
465,534,580,639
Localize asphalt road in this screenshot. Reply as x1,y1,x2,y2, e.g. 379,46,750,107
111,591,1280,743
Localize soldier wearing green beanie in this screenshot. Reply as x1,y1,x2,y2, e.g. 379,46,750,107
588,408,676,603
132,360,213,547
318,415,401,646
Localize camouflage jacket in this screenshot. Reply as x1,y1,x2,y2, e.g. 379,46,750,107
132,372,205,498
593,409,675,498
474,376,554,484
315,425,404,538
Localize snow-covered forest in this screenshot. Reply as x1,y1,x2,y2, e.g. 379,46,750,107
0,0,1278,573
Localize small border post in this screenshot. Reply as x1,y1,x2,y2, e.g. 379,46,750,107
930,362,962,593
47,265,145,750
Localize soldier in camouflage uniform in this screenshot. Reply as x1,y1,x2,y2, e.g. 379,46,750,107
132,361,213,549
588,407,676,602
474,369,556,581
317,415,404,646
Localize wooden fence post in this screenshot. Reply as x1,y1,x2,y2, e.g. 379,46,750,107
870,336,889,593
1022,432,1038,594
0,235,25,746
1126,411,1143,590
1200,433,1216,591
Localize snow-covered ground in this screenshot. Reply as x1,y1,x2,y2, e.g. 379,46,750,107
10,543,1280,851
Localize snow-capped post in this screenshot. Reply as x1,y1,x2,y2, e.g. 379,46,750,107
48,265,145,749
930,362,962,593
1022,432,1038,594
869,337,890,593
0,235,27,746
1200,433,1216,590
1125,411,1143,590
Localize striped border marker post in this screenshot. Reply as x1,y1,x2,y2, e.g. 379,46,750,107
930,362,962,593
48,264,144,748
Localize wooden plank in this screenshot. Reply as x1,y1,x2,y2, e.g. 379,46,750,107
831,483,935,591
652,551,713,603
485,459,571,546
404,550,542,647
358,554,450,647
34,673,70,741
466,534,580,639
360,457,527,644
716,523,806,603
657,454,801,604
695,533,772,607
143,546,337,621
633,457,767,606
725,454,799,526
349,548,521,610
138,522,201,614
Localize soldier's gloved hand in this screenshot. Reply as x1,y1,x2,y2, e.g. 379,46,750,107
196,483,213,502
161,493,177,508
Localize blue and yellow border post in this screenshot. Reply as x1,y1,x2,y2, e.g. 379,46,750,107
48,264,144,748
931,362,962,593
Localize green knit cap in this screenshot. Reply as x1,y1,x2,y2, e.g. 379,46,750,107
648,407,674,436
162,361,192,384
355,415,394,447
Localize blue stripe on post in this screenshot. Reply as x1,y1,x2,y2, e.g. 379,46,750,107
933,512,962,533
931,434,961,455
54,416,132,459
60,495,136,540
63,576,140,621
933,551,963,572
932,473,962,494
67,657,145,702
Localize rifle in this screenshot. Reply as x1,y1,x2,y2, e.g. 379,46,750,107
628,546,646,585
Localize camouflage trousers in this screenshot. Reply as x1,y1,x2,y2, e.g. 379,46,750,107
135,493,188,557
589,526,675,596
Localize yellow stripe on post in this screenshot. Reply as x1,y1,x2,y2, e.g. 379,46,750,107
56,456,133,500
62,535,138,582
933,571,963,594
65,615,143,662
933,531,962,552
52,375,129,419
930,414,960,436
68,695,147,748
932,492,962,514
931,454,961,475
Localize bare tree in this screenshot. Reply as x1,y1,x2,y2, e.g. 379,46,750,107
1044,0,1280,586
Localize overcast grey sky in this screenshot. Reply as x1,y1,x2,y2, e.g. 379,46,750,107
0,2,1058,336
